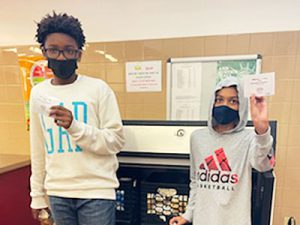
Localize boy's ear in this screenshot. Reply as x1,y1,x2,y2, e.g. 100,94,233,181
41,48,47,58
77,51,82,62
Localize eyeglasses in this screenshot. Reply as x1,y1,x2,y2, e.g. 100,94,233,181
43,48,81,59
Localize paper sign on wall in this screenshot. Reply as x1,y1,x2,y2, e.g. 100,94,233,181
126,61,162,92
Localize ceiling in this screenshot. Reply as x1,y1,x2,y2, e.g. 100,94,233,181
1,0,300,46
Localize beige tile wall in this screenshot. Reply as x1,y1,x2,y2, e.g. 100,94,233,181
0,48,29,155
0,30,299,224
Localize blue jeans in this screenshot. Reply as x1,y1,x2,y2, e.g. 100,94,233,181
48,196,116,225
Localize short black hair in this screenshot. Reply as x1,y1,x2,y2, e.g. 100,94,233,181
36,11,86,49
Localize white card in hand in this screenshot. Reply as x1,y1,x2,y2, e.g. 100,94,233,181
243,72,275,97
31,94,62,116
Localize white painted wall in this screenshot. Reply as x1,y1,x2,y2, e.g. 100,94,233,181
1,0,300,46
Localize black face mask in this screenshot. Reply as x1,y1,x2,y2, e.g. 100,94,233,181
48,58,78,79
212,105,239,125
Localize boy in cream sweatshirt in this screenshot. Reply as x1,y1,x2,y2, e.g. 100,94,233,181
30,12,125,225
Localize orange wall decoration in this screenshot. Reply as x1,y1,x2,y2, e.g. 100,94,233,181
18,56,53,130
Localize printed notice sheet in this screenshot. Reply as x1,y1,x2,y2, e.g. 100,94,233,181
126,61,162,92
170,63,202,120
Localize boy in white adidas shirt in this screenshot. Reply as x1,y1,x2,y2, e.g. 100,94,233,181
170,76,274,225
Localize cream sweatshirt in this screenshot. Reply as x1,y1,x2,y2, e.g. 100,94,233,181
29,75,125,209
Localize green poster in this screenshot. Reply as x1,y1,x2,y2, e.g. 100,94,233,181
216,60,257,83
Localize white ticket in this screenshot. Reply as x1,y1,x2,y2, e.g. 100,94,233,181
243,72,275,97
31,94,62,116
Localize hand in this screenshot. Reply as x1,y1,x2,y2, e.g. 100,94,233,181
31,208,50,221
249,95,269,135
169,216,189,225
49,105,73,129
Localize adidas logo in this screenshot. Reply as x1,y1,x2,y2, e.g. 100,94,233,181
198,148,239,184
